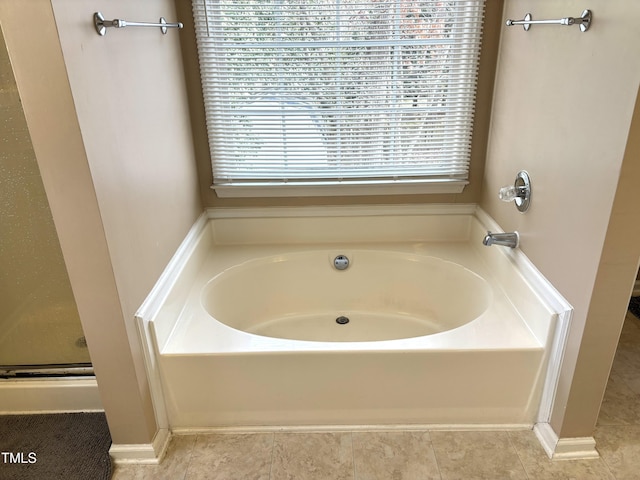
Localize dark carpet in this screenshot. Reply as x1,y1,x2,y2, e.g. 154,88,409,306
629,296,640,320
0,412,112,480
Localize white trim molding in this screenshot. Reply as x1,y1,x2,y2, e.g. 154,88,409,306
109,428,171,465
0,377,103,414
206,203,477,219
474,207,573,425
534,423,599,460
134,211,210,434
213,180,467,198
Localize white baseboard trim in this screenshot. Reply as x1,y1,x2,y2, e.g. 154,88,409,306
109,428,171,464
0,377,103,414
534,422,560,458
534,423,599,460
554,437,599,460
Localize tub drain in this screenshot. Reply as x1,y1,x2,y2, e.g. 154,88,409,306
336,316,350,325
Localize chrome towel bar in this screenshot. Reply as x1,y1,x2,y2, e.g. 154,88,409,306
506,9,592,32
93,12,183,36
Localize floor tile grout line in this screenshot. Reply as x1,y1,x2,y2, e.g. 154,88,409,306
506,430,532,480
595,425,627,480
426,429,445,480
268,432,275,480
350,431,357,480
182,433,200,480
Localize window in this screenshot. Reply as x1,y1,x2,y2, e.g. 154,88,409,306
193,0,485,197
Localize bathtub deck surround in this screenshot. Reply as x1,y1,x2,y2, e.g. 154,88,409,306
134,204,574,462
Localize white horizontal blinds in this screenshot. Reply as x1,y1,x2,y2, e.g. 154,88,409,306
193,0,484,185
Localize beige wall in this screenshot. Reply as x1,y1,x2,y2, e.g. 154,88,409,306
174,0,504,208
481,0,640,438
566,91,640,437
0,0,201,445
50,0,202,326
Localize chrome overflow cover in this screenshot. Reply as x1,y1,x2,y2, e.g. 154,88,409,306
333,255,350,270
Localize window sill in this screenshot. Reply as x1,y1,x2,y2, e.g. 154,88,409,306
212,180,468,198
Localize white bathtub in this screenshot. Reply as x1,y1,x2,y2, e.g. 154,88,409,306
202,250,493,342
141,205,570,431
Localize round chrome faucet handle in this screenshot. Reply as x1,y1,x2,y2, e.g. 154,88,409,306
499,171,531,213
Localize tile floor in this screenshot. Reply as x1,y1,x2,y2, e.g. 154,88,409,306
111,312,640,480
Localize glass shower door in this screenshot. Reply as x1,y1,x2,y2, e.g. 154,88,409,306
0,25,91,374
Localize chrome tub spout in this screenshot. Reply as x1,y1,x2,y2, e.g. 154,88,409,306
483,231,519,248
